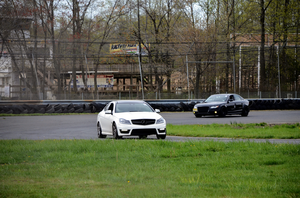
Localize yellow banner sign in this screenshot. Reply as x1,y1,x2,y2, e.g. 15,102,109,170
110,43,149,55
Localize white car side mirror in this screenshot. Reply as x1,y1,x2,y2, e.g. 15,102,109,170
155,109,160,113
105,110,112,114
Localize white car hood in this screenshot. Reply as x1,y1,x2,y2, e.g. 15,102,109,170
115,112,162,120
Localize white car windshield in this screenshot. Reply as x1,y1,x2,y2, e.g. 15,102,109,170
115,103,154,113
205,95,228,103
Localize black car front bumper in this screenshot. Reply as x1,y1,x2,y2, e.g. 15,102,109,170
193,106,220,116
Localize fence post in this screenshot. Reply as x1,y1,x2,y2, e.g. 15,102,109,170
259,91,262,99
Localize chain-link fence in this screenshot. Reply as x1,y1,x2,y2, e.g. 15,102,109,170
1,89,298,101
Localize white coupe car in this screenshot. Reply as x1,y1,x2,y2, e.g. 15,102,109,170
97,100,167,139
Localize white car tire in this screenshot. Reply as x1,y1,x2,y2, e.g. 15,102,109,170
112,123,121,139
97,123,106,138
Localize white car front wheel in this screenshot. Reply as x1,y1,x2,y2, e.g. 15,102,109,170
112,123,121,139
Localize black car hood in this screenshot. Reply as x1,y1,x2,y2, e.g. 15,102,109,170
195,102,227,107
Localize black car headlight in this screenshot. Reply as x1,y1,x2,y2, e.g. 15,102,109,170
210,105,219,109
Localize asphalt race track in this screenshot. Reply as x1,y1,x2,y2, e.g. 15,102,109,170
163,110,300,125
0,110,299,144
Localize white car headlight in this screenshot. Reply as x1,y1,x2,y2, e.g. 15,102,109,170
156,117,165,124
210,106,219,109
119,118,131,125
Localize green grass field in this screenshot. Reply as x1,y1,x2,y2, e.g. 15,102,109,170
1,139,299,197
167,123,300,139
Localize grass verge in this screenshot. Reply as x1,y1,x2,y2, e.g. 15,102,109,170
0,139,300,197
167,123,300,139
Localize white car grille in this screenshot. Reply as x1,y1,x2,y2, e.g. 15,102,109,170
131,119,156,125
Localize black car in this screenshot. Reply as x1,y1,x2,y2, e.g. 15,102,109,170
193,94,250,117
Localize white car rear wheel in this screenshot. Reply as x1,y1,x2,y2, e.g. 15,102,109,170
97,123,106,138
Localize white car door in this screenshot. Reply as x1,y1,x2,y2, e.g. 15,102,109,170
101,103,114,133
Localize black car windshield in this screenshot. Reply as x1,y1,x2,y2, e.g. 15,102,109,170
115,103,154,113
205,95,228,103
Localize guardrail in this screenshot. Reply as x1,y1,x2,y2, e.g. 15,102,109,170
0,99,300,114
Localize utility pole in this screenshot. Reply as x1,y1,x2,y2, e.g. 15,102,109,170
137,0,144,99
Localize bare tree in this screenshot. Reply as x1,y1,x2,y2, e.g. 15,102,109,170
92,0,129,93
258,0,273,92
0,0,39,98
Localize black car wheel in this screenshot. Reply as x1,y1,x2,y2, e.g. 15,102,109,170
241,107,249,117
112,123,121,139
218,107,227,117
97,123,106,138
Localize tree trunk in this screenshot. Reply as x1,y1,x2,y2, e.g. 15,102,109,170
72,0,78,92
195,62,201,99
32,0,38,98
50,0,61,99
259,0,267,92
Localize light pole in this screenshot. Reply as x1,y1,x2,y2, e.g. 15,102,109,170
186,55,190,100
137,0,144,100
186,42,194,100
277,45,281,98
